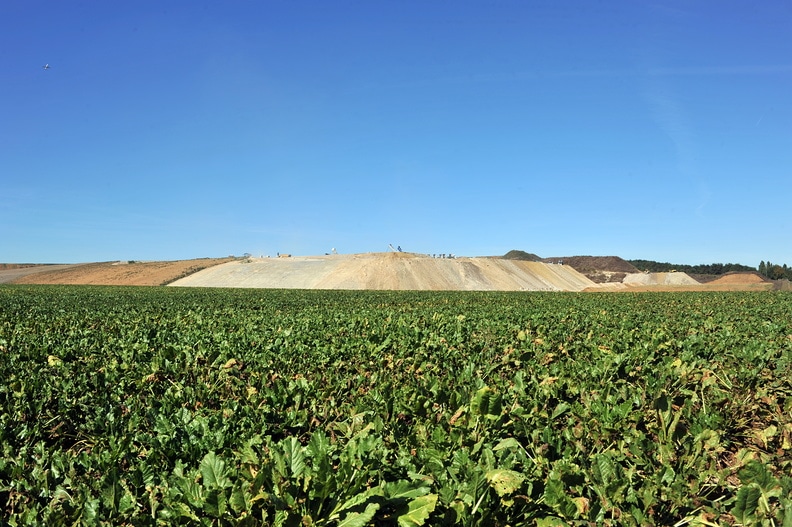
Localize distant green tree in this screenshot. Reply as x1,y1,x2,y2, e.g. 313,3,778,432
768,265,786,280
758,261,792,280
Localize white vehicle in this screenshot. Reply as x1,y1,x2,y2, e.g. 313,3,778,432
42,64,50,70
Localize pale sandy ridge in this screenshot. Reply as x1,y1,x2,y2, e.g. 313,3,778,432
623,272,700,286
168,253,596,291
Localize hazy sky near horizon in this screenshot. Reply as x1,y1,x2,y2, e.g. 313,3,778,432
2,1,790,265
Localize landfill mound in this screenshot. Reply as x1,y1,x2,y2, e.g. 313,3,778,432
169,252,596,291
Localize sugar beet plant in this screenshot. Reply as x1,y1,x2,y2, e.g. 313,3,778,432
0,286,790,526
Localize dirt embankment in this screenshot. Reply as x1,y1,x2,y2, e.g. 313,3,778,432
6,259,233,286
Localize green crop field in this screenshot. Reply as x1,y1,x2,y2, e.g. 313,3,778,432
1,286,790,526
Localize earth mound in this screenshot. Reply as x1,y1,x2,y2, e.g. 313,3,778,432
708,272,767,284
623,272,700,286
169,252,595,291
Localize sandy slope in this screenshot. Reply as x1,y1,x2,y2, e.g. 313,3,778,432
623,272,700,286
7,259,232,286
708,272,767,284
0,264,87,284
168,253,596,291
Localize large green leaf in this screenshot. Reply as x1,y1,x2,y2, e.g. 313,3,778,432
397,494,438,527
732,485,762,524
200,452,231,489
544,479,578,520
738,460,781,495
485,469,524,497
384,480,430,500
493,437,522,452
283,436,306,479
101,470,121,511
335,487,384,517
204,489,228,518
591,453,620,495
337,502,380,527
471,386,502,419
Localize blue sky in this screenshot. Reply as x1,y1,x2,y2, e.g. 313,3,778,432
2,1,790,265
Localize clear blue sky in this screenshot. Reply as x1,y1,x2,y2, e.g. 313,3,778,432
3,1,790,265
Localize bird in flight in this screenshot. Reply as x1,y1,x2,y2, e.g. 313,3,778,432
42,64,50,70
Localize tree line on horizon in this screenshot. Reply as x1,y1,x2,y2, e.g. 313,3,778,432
627,260,756,276
758,261,792,281
628,259,792,281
